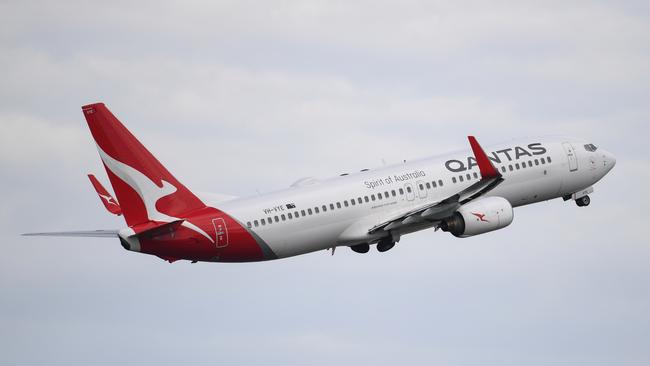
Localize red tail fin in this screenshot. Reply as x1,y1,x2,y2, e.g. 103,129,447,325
82,103,205,226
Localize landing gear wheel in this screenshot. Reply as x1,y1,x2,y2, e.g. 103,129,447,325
576,195,591,207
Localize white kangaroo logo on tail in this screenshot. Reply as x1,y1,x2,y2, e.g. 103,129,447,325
96,146,214,243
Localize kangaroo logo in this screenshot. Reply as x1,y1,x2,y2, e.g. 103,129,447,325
97,146,214,243
98,193,118,206
471,212,489,222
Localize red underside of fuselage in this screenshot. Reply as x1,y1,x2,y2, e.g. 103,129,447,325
132,207,270,263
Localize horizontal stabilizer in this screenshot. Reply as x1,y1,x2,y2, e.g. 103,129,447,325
22,230,119,238
88,174,122,216
129,219,185,239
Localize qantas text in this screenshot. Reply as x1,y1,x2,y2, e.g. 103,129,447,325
445,143,547,173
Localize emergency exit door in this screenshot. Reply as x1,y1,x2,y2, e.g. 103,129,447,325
212,218,229,248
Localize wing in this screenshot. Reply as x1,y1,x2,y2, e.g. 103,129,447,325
369,136,504,234
22,230,119,238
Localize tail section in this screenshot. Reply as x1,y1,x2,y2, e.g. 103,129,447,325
82,103,205,226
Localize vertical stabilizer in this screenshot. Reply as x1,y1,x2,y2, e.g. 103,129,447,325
82,103,205,226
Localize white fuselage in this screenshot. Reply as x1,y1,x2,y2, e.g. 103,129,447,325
215,137,615,259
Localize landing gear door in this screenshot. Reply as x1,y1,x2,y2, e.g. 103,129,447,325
562,142,578,172
212,218,229,248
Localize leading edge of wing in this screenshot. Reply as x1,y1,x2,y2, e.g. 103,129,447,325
22,230,119,238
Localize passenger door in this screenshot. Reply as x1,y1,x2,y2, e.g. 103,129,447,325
562,142,578,172
211,218,229,248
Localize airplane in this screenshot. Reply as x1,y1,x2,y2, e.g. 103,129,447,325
23,103,616,263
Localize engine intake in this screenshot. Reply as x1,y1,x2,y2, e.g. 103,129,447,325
440,197,514,237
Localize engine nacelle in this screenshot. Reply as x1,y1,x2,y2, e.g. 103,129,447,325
440,197,514,238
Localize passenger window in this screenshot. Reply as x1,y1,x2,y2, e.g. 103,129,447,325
509,165,514,171
426,182,431,189
547,156,552,163
515,163,520,169
337,202,342,208
540,158,545,165
438,179,443,187
391,190,396,196
344,201,349,207
322,205,327,212
419,183,424,190
406,186,412,193
452,177,457,183
521,162,526,169
371,195,376,201
535,159,539,165
459,175,464,182
288,213,293,219
261,219,266,226
274,216,279,223
350,199,355,206
308,208,313,215
267,217,272,224
431,181,437,188
301,210,306,216
377,194,382,200
399,188,404,195
501,166,506,173
528,161,533,167
358,197,362,204
314,207,319,214
254,220,259,227
466,173,471,180
384,192,389,198
364,196,369,202
281,214,286,221
247,222,252,228
473,172,479,179
330,203,335,210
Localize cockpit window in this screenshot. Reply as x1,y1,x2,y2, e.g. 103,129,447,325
584,143,598,152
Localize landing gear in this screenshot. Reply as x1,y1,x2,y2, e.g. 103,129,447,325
350,243,370,253
376,238,396,252
576,195,591,207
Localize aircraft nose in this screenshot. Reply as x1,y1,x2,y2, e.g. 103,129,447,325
602,150,616,171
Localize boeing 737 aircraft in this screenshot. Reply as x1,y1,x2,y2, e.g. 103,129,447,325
24,103,616,263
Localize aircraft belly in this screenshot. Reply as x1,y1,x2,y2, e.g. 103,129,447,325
257,220,350,258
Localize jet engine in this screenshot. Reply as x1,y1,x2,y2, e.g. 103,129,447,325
440,197,514,238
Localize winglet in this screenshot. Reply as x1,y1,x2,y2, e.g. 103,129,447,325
88,174,122,216
467,136,500,179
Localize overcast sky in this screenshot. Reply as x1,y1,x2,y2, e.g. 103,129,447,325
1,1,649,365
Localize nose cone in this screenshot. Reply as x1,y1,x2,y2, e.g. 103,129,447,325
602,150,616,172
